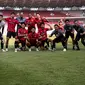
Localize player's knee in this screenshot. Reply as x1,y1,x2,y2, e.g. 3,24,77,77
26,41,31,46
36,41,40,46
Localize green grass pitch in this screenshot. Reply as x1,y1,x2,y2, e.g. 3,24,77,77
0,43,85,85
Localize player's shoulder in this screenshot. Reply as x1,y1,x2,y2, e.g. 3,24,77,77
5,17,10,20
18,28,22,31
6,17,10,19
45,28,49,31
14,18,18,21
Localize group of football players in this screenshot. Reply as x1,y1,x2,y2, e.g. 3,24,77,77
0,12,85,52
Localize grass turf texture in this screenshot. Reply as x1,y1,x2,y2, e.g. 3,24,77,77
0,43,85,85
0,37,85,85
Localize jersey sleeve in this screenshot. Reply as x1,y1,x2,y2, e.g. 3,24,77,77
15,20,19,24
18,29,21,36
42,18,48,23
5,18,9,22
45,28,49,31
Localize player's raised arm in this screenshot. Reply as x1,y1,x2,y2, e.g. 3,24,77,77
46,23,53,30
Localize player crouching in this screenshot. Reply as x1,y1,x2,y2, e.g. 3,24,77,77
49,24,67,52
15,23,28,52
38,23,52,50
26,28,40,52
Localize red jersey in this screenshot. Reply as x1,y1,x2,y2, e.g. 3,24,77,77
18,28,28,41
59,25,64,31
35,18,48,28
38,28,49,40
5,18,19,32
28,32,39,42
26,17,36,33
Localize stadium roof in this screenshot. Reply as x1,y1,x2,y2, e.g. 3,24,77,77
0,0,85,8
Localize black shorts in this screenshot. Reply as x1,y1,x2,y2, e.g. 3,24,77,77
30,41,39,47
19,40,26,47
65,31,74,39
41,38,49,46
7,31,16,38
75,33,85,41
0,32,3,40
53,36,66,43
